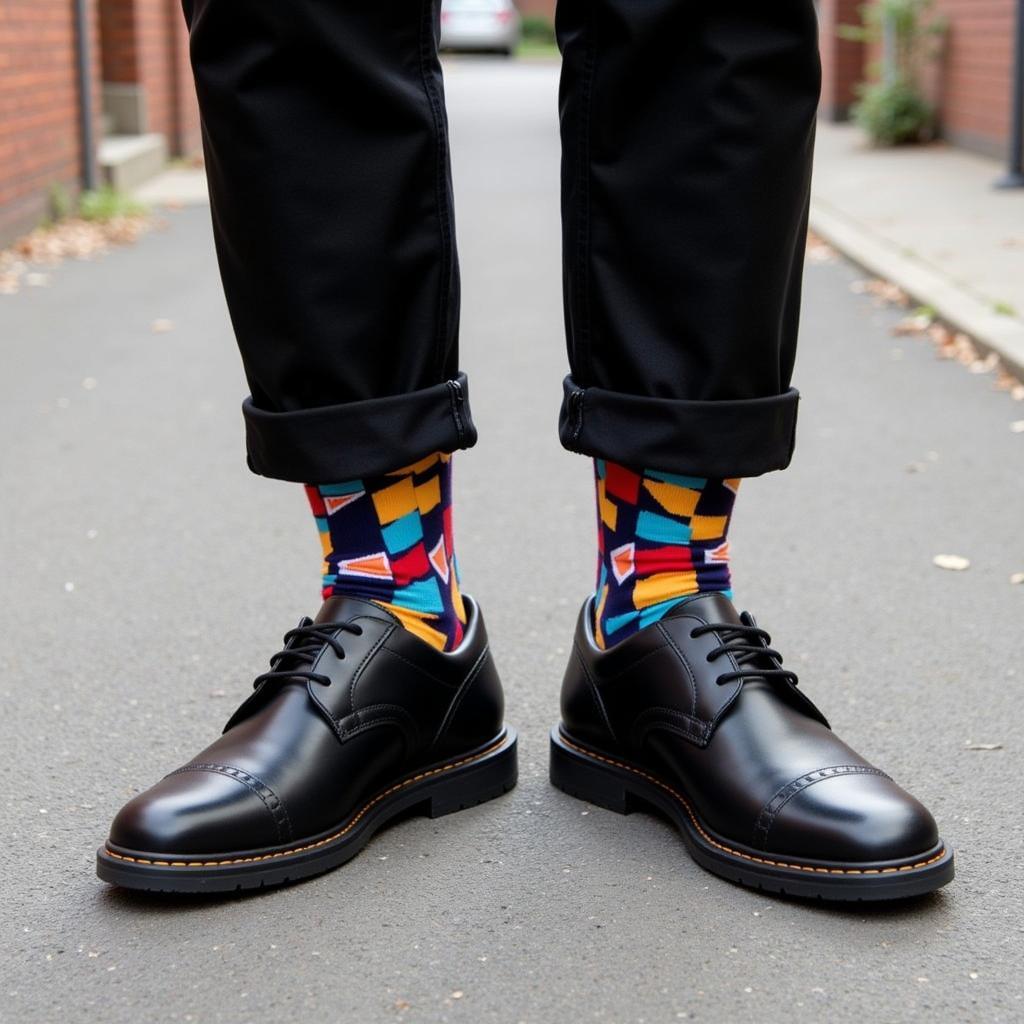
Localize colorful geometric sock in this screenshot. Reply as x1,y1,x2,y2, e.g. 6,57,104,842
305,452,466,652
592,459,739,650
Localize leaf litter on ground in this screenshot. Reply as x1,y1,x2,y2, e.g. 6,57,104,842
0,213,154,296
846,279,1024,401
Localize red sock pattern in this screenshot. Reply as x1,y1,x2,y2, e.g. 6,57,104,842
593,459,739,649
306,452,465,652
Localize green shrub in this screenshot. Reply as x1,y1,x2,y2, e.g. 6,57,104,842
520,15,555,44
853,78,934,145
78,187,147,222
840,0,946,146
47,182,72,223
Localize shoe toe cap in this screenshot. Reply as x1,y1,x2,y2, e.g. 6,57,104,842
107,767,285,857
763,772,940,864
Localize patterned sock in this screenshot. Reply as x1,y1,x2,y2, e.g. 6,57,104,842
305,452,466,652
592,459,739,649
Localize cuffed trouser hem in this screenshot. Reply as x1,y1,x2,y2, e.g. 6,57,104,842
557,375,799,478
242,372,477,483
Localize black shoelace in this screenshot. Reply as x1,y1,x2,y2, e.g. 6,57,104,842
689,620,799,688
251,620,363,691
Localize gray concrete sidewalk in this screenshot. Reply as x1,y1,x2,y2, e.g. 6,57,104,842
2,60,1023,1024
811,121,1024,376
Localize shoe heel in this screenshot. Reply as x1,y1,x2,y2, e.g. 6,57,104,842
427,733,518,819
549,730,633,815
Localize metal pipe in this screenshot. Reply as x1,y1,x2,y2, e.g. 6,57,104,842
882,12,896,86
995,0,1024,188
73,0,98,192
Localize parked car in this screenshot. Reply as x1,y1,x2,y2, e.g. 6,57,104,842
439,0,521,56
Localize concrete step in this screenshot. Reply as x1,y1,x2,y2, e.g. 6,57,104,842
98,133,168,193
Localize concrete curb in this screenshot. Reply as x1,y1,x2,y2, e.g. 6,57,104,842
809,196,1024,380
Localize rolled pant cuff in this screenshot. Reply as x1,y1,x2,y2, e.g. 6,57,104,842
243,372,477,483
558,375,799,478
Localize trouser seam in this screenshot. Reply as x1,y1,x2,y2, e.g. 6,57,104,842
569,383,585,445
418,0,453,380
573,5,597,385
446,379,467,444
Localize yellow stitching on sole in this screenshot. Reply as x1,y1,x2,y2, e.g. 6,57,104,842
559,735,946,878
104,735,509,870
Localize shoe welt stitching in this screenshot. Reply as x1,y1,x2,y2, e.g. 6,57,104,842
559,735,946,877
103,735,509,870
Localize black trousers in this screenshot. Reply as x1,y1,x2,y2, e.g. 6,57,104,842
184,0,821,483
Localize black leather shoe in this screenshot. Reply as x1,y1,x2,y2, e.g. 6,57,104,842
98,595,516,893
550,592,953,901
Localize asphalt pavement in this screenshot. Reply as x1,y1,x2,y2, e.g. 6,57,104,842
2,59,1022,1024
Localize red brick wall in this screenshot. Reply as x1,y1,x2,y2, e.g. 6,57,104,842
108,0,199,154
173,12,200,155
0,0,199,245
138,0,173,141
142,0,199,154
933,0,1015,156
819,0,1017,157
818,0,866,120
98,0,137,83
0,0,102,243
517,0,555,18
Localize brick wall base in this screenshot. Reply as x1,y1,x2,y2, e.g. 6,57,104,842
818,0,1017,158
0,0,200,246
0,1,102,245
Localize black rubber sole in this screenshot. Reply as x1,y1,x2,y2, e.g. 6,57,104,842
97,728,517,894
550,727,954,902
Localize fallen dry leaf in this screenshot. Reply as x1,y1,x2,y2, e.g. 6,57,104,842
1010,572,1024,585
0,214,151,295
843,272,1023,410
969,352,999,375
805,233,835,263
933,554,970,571
849,278,909,306
956,338,980,366
892,314,932,336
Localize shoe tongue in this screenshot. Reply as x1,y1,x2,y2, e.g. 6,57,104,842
661,591,743,626
313,594,399,626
